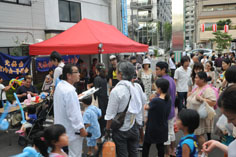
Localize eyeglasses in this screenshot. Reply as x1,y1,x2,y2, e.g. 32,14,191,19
72,71,79,74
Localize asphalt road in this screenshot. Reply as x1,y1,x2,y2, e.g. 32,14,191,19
0,128,224,157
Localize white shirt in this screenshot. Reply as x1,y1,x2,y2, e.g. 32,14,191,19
53,62,65,86
0,84,6,100
105,81,146,131
190,59,194,69
174,66,192,92
169,58,176,70
228,139,236,157
54,80,84,142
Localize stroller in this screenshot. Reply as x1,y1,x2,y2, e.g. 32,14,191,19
18,100,53,146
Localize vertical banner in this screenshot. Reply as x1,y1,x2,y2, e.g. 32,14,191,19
212,24,217,32
224,25,229,33
201,24,205,32
0,52,31,80
36,55,79,72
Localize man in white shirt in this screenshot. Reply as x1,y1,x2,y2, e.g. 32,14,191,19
54,64,88,157
105,61,146,157
174,56,192,111
50,51,65,89
169,52,176,78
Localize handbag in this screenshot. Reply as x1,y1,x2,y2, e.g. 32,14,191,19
197,102,208,119
110,95,131,131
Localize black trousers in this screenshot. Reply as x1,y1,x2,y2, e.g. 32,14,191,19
112,124,140,157
142,141,164,157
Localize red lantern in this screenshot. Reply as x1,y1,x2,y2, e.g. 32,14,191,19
224,25,229,33
212,24,217,32
201,24,205,32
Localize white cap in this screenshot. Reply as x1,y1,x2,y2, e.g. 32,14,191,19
109,55,116,60
143,58,151,65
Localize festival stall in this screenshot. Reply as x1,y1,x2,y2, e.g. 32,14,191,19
29,18,148,56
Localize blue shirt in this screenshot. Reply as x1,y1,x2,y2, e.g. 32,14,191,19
176,134,198,157
83,105,101,139
28,114,37,124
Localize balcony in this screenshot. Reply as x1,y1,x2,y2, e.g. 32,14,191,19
130,1,153,10
199,29,236,42
137,13,153,22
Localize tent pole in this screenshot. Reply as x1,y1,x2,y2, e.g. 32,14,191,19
100,53,103,63
98,43,103,63
30,56,33,84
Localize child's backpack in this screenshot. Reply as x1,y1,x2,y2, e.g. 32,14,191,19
176,135,198,157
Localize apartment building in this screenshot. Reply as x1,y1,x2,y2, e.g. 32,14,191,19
184,0,196,48
128,0,172,48
196,0,236,49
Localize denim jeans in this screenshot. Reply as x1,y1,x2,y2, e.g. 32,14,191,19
177,92,187,112
112,123,140,157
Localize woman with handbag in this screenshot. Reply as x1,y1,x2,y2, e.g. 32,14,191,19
186,71,217,154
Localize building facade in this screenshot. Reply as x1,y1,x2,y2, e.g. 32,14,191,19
196,0,236,49
128,0,172,49
184,0,196,49
0,0,120,55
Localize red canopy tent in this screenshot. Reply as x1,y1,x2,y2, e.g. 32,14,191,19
29,18,148,55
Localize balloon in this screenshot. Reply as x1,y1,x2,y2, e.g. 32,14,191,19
14,93,26,124
9,78,24,90
0,101,10,130
13,146,40,157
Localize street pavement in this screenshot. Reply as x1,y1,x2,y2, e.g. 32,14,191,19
0,127,224,157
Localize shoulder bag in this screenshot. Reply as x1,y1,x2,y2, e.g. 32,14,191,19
110,94,131,131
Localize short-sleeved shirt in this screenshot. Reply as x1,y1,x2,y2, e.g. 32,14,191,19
108,67,119,87
144,98,171,143
16,85,38,102
0,84,6,100
174,66,192,92
83,105,102,139
53,62,64,86
228,139,236,157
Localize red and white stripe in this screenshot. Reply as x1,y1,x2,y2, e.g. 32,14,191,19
212,24,217,32
201,24,205,32
224,25,229,33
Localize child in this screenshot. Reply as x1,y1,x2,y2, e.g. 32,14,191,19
176,109,200,157
15,124,68,157
16,105,37,135
0,76,11,108
81,95,101,156
44,124,68,157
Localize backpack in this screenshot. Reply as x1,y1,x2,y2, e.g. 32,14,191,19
176,136,198,157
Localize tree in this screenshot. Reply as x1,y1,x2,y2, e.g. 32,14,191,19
163,22,172,50
217,19,232,30
210,31,232,52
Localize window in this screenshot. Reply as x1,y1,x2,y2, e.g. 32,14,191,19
1,0,31,5
59,0,81,23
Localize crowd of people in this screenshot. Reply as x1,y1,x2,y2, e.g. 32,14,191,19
1,50,236,157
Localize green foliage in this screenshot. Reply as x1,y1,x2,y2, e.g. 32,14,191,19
163,22,172,49
217,19,232,30
210,31,232,52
